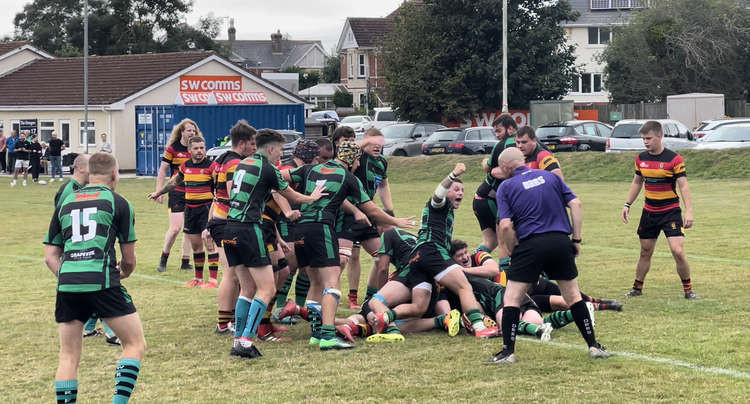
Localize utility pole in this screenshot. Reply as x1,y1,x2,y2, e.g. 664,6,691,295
502,0,509,113
84,0,89,153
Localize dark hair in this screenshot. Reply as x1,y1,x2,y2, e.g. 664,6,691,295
332,126,355,144
315,137,333,152
256,129,286,149
639,120,662,136
188,136,205,145
515,126,536,140
450,239,468,256
230,120,257,144
491,113,518,130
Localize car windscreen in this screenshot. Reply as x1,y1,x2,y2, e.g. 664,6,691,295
611,124,642,138
382,125,414,139
427,131,460,142
341,116,362,123
376,111,396,121
283,134,299,143
704,126,750,142
536,127,567,138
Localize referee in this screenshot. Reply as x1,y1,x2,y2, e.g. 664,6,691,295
484,147,610,365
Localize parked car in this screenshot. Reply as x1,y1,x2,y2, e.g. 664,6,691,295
339,115,373,133
694,124,750,150
370,107,399,130
382,123,445,156
606,119,695,153
421,126,496,155
206,129,303,161
310,110,340,122
693,118,750,141
536,120,613,152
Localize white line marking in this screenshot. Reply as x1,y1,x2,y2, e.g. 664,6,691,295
522,337,750,380
584,245,750,266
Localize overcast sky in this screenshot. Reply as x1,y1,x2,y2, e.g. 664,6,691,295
2,0,404,54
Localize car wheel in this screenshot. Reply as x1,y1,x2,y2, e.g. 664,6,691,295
393,150,407,157
577,144,591,152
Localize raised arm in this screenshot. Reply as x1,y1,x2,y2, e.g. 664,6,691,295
149,171,184,200
432,163,465,208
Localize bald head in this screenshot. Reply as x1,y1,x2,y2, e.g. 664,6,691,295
499,147,524,165
73,154,91,185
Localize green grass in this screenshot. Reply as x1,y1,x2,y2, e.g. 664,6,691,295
1,159,750,402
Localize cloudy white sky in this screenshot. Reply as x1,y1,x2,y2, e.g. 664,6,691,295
2,0,404,54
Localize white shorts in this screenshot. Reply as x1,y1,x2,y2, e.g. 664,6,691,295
15,159,29,169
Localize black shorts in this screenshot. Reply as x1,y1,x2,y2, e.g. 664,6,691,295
338,213,380,243
295,222,339,268
260,220,278,253
392,267,433,291
55,286,136,323
279,219,296,243
408,244,460,282
528,277,561,296
472,196,498,232
507,232,578,283
223,222,271,268
168,189,185,213
183,205,209,234
638,208,684,239
207,217,227,246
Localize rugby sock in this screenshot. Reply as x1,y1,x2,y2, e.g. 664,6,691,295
276,277,294,308
193,252,205,281
517,321,540,336
580,293,600,304
55,379,77,403
242,297,268,339
681,278,693,293
294,274,310,306
633,279,644,292
466,308,487,331
320,324,336,340
101,321,115,338
434,314,447,330
532,295,552,313
234,296,252,339
160,251,169,266
180,256,190,268
365,286,379,301
113,358,140,404
83,317,98,333
570,300,597,347
501,306,521,354
218,310,233,329
207,253,219,281
348,289,358,303
385,310,397,324
385,324,401,334
544,310,574,329
356,323,373,337
306,301,322,338
474,245,491,254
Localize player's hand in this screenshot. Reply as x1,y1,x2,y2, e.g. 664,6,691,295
395,216,418,229
683,211,694,229
309,185,328,201
147,192,159,201
354,210,371,227
156,194,164,204
572,242,581,257
117,261,129,279
452,163,466,177
285,209,301,221
621,206,630,224
279,239,291,254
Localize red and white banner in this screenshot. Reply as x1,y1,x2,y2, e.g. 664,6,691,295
179,75,242,92
178,91,268,105
445,109,599,128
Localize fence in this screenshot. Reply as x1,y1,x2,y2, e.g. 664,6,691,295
725,100,750,118
576,100,750,125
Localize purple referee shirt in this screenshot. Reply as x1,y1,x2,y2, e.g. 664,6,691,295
496,166,576,240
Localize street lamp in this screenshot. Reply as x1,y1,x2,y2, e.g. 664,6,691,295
502,0,509,113
84,0,89,153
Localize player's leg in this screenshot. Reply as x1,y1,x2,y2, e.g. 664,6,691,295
346,243,362,309
201,230,219,289
158,209,184,272
630,238,656,296
366,280,411,333
473,197,498,253
103,312,146,404
338,238,353,270
361,237,384,302
436,265,492,336
184,232,205,286
667,235,698,299
318,265,355,349
556,278,608,357
55,321,84,403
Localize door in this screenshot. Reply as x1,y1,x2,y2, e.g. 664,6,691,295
408,125,427,156
479,128,496,152
464,129,481,154
136,105,174,176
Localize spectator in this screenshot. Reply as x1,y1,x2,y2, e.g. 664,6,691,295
29,134,45,184
11,131,30,186
48,131,65,182
99,133,112,153
0,129,6,173
7,131,19,175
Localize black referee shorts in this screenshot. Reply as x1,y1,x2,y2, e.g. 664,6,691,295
507,232,578,283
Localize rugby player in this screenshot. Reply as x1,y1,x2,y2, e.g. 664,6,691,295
621,120,698,299
149,136,220,288
44,152,146,403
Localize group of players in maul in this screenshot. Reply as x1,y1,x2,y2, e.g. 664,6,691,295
45,111,699,403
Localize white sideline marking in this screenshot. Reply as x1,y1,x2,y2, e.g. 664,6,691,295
585,245,750,266
522,337,750,380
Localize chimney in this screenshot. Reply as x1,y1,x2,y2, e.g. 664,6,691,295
271,29,283,54
228,18,236,42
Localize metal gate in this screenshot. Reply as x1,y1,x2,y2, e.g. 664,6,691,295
135,105,175,176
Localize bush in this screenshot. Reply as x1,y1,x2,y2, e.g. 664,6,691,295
333,90,353,108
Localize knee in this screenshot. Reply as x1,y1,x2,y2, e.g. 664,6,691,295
639,247,654,259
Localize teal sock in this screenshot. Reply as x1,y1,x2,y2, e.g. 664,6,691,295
474,245,491,254
544,310,574,329
234,296,252,339
101,321,115,338
113,358,140,404
518,321,539,336
385,325,401,334
83,317,97,332
466,308,484,329
320,324,336,340
434,314,447,329
55,379,77,403
365,286,379,301
306,301,322,338
386,310,397,323
294,274,310,306
276,276,294,308
242,297,268,339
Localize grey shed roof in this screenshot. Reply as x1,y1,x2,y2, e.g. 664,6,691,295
222,39,323,70
561,0,636,27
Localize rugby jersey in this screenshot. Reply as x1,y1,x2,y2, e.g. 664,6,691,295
228,152,289,223
179,159,217,208
212,150,243,219
54,178,82,207
415,198,454,252
44,185,137,293
378,228,417,272
162,142,190,193
525,143,560,172
635,148,686,213
469,250,506,285
475,136,516,198
353,153,388,200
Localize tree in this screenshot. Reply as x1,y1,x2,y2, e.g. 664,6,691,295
384,0,578,122
282,66,320,90
333,90,353,108
601,0,750,103
13,0,224,56
322,55,340,83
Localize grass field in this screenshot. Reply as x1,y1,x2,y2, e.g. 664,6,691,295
1,154,749,403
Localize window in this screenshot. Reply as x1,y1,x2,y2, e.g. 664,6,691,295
594,74,603,92
349,54,354,78
465,130,480,141
413,125,426,138
79,120,95,145
480,129,495,140
40,120,55,142
573,73,604,93
359,93,366,107
11,120,19,135
358,54,366,77
581,73,592,93
596,124,612,137
588,27,611,45
583,123,598,136
60,120,71,145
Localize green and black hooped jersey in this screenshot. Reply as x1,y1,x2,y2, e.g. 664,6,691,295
378,227,417,272
445,274,505,316
475,136,516,198
228,152,289,223
415,198,455,252
54,178,83,207
353,153,388,200
289,160,370,228
44,185,137,293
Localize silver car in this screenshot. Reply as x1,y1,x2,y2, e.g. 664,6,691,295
381,123,446,156
694,124,750,150
206,129,303,161
606,119,695,153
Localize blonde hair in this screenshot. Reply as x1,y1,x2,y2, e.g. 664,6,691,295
88,152,117,175
364,128,383,137
168,118,203,146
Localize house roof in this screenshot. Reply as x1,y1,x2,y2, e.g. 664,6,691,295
222,39,325,70
561,0,635,27
0,41,32,55
298,83,347,97
347,18,392,48
0,51,212,106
